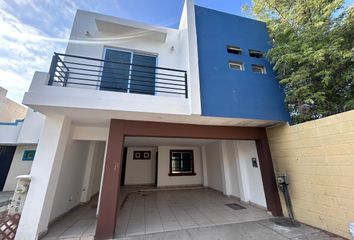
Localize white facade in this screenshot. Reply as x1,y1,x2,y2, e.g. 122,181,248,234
0,87,27,122
0,88,45,191
16,1,271,239
125,147,157,185
2,145,36,191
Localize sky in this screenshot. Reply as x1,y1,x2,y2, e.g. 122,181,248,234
0,0,251,103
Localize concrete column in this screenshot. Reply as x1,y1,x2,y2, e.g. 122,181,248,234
233,141,247,202
256,136,283,216
16,115,71,240
201,146,208,187
95,120,125,239
81,141,96,203
220,140,234,196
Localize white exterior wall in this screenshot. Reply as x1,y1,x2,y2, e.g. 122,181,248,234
0,109,44,145
125,147,157,185
236,140,266,207
67,10,187,80
220,140,240,197
179,0,201,115
16,116,72,239
202,140,266,207
22,2,206,119
49,136,90,220
204,142,223,192
157,146,202,187
17,109,45,144
0,123,22,144
0,87,27,122
3,145,36,191
90,141,105,197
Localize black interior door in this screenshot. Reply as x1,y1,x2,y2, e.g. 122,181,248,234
0,146,16,191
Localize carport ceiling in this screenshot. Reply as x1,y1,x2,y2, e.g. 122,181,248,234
124,137,218,147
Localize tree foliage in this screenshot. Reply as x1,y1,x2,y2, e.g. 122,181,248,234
244,0,354,123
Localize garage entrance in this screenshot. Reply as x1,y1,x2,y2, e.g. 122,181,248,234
96,119,282,239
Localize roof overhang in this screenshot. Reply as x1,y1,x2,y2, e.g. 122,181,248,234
95,19,167,42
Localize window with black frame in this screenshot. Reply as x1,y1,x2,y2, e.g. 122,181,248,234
169,150,196,176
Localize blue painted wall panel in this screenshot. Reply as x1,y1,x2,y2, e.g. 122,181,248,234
195,6,290,122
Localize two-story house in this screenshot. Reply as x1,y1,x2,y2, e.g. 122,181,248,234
15,1,290,239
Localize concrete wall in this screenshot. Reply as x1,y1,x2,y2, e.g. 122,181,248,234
204,142,223,192
17,109,45,144
267,110,354,239
203,140,266,208
194,6,289,122
236,141,266,207
157,146,202,187
81,141,106,203
90,141,105,197
0,87,27,122
0,109,45,145
125,147,157,185
220,140,240,198
49,135,90,221
3,145,36,191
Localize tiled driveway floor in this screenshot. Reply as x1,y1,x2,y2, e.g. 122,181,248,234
41,188,344,240
115,188,271,238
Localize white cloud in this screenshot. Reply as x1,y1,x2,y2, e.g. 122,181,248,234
0,2,69,103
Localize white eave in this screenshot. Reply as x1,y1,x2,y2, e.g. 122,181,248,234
95,18,168,42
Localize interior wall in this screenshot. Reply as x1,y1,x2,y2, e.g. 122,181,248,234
49,137,90,221
3,145,36,191
236,140,266,207
221,140,240,198
90,141,105,196
125,147,157,185
204,142,223,192
157,146,202,187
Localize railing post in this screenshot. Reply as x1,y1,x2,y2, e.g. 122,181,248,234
48,54,59,86
184,72,188,98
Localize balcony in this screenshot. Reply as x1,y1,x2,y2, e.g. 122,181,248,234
48,53,188,98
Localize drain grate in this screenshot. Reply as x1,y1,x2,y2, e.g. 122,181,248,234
271,217,300,227
225,203,246,210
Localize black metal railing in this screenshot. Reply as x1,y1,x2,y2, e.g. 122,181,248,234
48,52,188,98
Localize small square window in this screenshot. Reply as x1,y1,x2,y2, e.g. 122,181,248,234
227,45,242,54
251,64,266,74
249,49,263,58
229,61,244,71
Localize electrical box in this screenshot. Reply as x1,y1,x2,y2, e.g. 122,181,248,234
251,158,258,168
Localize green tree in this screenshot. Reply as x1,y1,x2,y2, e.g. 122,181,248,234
244,0,354,123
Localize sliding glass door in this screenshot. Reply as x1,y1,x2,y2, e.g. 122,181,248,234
100,48,156,95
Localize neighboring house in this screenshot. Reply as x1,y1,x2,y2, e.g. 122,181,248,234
0,87,45,192
16,1,290,239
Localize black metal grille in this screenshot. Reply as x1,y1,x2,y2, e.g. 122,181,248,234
48,52,188,98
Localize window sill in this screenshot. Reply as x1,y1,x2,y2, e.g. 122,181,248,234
168,172,196,176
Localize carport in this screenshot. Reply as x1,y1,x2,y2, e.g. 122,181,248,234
96,119,282,239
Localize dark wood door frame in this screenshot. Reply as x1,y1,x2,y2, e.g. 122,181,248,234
95,119,282,239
